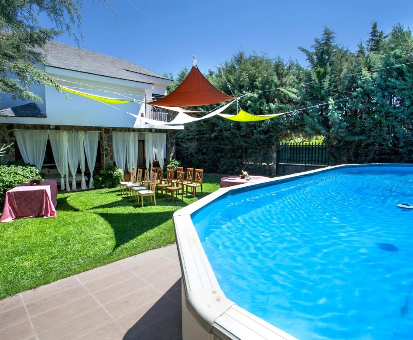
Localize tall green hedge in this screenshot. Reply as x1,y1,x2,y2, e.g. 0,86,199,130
173,23,413,173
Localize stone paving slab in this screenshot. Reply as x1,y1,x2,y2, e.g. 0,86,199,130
0,244,182,340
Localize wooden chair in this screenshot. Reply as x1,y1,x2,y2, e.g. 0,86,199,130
172,167,184,185
155,167,163,183
119,167,135,194
157,168,174,197
184,168,194,185
186,169,203,197
136,173,157,207
166,170,185,202
141,169,150,188
129,168,146,197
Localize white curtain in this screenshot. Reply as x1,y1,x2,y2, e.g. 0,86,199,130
127,132,139,182
15,129,49,171
145,132,154,170
112,132,128,173
84,131,99,189
67,131,80,190
153,133,166,169
78,131,87,190
49,130,70,191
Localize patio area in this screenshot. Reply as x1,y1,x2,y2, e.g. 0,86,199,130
0,244,182,340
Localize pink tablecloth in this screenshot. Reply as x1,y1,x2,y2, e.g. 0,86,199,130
1,181,58,222
220,176,270,188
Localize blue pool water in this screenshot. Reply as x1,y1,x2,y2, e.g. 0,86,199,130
192,166,413,340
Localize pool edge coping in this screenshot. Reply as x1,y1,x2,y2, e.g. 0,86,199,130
172,163,407,340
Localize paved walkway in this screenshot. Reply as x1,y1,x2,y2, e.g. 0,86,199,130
0,245,182,340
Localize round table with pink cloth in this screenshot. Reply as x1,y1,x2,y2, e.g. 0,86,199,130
220,176,270,188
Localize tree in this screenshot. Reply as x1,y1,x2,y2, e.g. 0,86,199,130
173,24,413,172
0,0,84,102
174,52,301,174
367,22,386,52
165,66,189,94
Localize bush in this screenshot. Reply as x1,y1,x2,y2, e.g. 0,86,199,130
0,162,45,204
163,159,180,174
93,166,123,189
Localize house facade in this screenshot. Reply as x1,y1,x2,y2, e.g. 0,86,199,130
0,41,181,189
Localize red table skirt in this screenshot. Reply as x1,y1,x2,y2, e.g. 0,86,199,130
19,180,58,207
220,176,270,188
1,181,57,222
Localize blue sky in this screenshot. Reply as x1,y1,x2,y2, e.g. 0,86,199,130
44,0,413,78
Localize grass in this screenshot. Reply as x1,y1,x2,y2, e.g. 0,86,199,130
0,174,222,299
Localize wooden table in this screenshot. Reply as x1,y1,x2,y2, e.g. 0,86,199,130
1,181,58,222
220,176,270,188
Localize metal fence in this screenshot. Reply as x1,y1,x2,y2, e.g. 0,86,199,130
146,106,179,123
277,142,329,165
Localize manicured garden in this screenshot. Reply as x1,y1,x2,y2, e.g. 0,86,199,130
0,173,222,299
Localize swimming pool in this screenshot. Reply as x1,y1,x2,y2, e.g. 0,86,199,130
174,165,413,340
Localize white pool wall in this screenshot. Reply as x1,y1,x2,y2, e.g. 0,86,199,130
173,164,364,340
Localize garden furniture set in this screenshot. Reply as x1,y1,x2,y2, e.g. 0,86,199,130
120,166,204,207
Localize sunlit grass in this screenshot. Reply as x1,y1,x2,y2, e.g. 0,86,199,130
0,174,222,299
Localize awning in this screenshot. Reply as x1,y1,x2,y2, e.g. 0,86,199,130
148,66,235,107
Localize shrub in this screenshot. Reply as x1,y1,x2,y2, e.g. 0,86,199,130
0,162,45,204
164,158,180,172
93,166,123,189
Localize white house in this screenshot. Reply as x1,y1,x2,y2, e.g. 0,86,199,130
0,41,182,190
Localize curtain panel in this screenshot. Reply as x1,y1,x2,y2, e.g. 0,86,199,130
84,131,99,189
127,132,139,182
14,129,49,171
49,130,70,191
112,132,128,174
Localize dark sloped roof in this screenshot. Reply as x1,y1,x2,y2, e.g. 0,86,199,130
40,41,171,83
0,103,46,118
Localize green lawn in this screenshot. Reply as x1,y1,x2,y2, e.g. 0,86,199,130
0,174,222,299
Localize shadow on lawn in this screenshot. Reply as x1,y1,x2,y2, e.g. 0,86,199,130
55,196,80,212
92,193,194,210
99,209,178,251
93,190,210,251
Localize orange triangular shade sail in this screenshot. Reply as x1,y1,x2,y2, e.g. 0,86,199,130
148,66,235,107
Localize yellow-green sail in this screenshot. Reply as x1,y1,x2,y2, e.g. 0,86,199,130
59,86,134,104
219,109,282,122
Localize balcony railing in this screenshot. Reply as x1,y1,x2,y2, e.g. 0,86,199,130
145,106,179,123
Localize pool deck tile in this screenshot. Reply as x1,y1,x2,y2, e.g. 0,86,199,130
0,244,182,340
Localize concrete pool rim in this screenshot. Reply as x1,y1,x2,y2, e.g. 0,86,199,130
173,164,413,340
